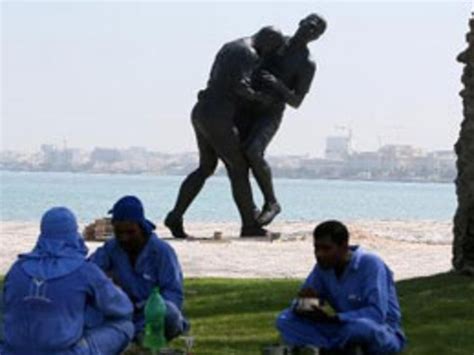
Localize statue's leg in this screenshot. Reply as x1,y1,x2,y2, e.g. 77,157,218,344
214,134,257,228
203,111,267,236
243,114,283,225
172,129,218,217
165,123,218,238
235,108,261,219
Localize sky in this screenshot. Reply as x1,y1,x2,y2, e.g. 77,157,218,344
1,0,472,156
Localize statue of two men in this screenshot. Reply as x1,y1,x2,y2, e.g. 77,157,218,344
165,14,327,238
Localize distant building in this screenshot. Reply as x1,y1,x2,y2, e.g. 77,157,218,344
347,152,381,178
377,144,424,174
425,150,456,180
90,148,122,164
325,135,351,161
40,144,80,171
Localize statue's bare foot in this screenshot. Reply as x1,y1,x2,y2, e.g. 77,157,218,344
164,212,190,239
257,202,281,226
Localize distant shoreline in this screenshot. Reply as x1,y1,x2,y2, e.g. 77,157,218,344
0,169,454,185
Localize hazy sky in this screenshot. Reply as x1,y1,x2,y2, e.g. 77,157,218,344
1,1,472,156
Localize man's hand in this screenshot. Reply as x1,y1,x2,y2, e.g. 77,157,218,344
294,305,339,323
297,287,319,298
237,77,278,106
259,70,294,102
259,70,281,88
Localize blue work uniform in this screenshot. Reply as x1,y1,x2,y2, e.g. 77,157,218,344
90,233,189,339
276,246,406,354
1,207,134,355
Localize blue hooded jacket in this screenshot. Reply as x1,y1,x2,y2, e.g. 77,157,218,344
2,207,134,354
20,207,88,280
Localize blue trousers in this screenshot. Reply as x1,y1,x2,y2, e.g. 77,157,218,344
0,319,133,355
276,309,405,355
1,293,132,354
80,320,133,354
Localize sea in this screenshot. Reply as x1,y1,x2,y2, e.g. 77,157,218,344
0,171,456,223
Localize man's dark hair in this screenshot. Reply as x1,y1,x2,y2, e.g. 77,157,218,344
313,220,349,245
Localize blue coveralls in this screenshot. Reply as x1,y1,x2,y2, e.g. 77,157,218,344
1,207,134,355
276,246,406,354
90,233,189,340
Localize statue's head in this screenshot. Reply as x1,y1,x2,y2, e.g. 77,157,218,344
252,26,285,58
293,13,327,45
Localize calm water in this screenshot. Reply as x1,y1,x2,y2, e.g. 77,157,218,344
0,171,456,223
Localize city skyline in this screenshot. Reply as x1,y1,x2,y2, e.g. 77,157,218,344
1,136,456,184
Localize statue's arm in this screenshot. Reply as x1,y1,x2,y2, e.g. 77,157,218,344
232,50,275,105
266,60,316,109
234,77,275,104
291,60,316,108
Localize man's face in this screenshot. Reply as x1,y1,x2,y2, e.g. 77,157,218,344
113,221,146,254
313,235,347,270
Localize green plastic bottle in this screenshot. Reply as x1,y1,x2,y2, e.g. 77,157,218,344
143,287,167,352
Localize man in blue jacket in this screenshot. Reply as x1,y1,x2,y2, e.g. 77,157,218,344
276,220,406,354
1,207,134,355
90,195,189,342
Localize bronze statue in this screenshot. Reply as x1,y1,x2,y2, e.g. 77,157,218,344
165,27,284,238
165,14,326,238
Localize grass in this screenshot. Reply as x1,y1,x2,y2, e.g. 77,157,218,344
2,273,474,354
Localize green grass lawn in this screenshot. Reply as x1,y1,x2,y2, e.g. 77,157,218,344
2,273,474,354
174,273,474,355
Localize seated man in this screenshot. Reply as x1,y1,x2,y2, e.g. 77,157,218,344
276,220,406,354
90,195,189,343
1,207,134,355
